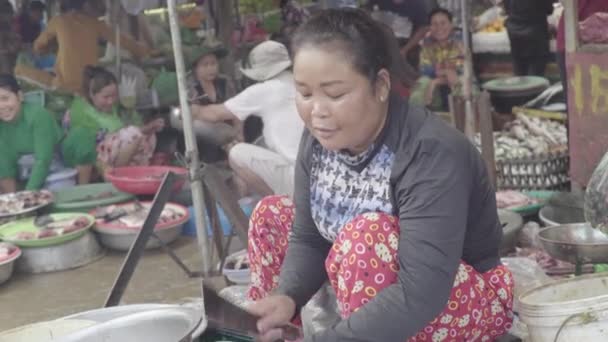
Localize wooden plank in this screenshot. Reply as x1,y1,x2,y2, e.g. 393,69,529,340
202,165,250,245
478,92,497,189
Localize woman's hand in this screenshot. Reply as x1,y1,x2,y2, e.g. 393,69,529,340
247,295,297,342
142,118,165,135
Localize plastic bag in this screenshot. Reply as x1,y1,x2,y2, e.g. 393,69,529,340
501,257,551,311
517,221,541,249
301,283,341,337
580,13,608,45
585,151,608,234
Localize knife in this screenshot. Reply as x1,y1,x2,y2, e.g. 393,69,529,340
202,284,302,340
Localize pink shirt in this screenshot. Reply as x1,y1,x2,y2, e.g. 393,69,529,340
556,0,608,52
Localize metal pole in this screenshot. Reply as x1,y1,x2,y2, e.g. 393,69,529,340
461,0,476,139
167,0,214,274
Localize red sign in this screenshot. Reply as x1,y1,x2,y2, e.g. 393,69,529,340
568,52,608,186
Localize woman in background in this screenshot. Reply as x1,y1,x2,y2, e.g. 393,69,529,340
65,66,164,179
0,74,94,193
418,8,464,110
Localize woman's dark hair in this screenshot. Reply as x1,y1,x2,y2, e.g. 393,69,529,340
429,8,453,23
0,74,21,94
82,65,117,100
291,8,416,88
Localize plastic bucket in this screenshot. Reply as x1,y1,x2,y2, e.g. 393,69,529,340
518,273,608,341
44,168,78,191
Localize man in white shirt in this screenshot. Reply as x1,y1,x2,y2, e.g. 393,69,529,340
191,40,304,198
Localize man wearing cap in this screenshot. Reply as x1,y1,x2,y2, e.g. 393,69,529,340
191,40,304,198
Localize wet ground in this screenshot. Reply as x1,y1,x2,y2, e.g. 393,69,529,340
0,237,242,332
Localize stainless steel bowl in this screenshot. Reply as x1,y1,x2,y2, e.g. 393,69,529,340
16,232,105,274
539,205,585,227
0,304,206,342
0,247,21,285
95,224,182,251
538,223,608,264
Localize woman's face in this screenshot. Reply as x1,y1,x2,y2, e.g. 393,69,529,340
195,54,220,82
0,88,22,122
91,83,118,113
293,45,390,154
430,13,454,42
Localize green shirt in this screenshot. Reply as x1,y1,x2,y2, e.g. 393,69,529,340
68,96,142,138
0,103,62,190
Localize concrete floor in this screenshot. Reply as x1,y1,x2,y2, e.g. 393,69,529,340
0,236,242,332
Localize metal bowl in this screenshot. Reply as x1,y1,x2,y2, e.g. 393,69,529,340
0,246,21,285
539,205,585,227
16,232,105,274
499,209,524,254
538,223,608,264
94,224,183,251
60,304,206,341
0,304,205,342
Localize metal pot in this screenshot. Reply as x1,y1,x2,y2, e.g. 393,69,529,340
538,223,608,264
0,304,206,342
94,224,182,251
539,205,585,227
16,232,105,274
0,247,21,285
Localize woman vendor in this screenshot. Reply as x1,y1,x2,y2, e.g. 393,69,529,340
417,8,464,111
0,74,95,193
246,9,514,342
175,44,236,162
64,66,164,179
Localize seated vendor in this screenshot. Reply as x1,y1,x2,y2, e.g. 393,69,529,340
174,44,236,162
64,66,164,179
14,0,149,94
245,9,514,342
187,41,304,198
0,74,95,193
418,8,464,111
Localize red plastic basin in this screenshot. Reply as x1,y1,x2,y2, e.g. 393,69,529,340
105,166,188,195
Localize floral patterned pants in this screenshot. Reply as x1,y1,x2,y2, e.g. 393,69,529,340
247,196,515,341
97,126,156,169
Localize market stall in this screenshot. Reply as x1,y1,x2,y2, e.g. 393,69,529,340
472,4,562,83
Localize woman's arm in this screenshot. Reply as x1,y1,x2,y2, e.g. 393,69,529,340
312,138,472,341
33,17,57,55
27,107,60,190
192,103,239,123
